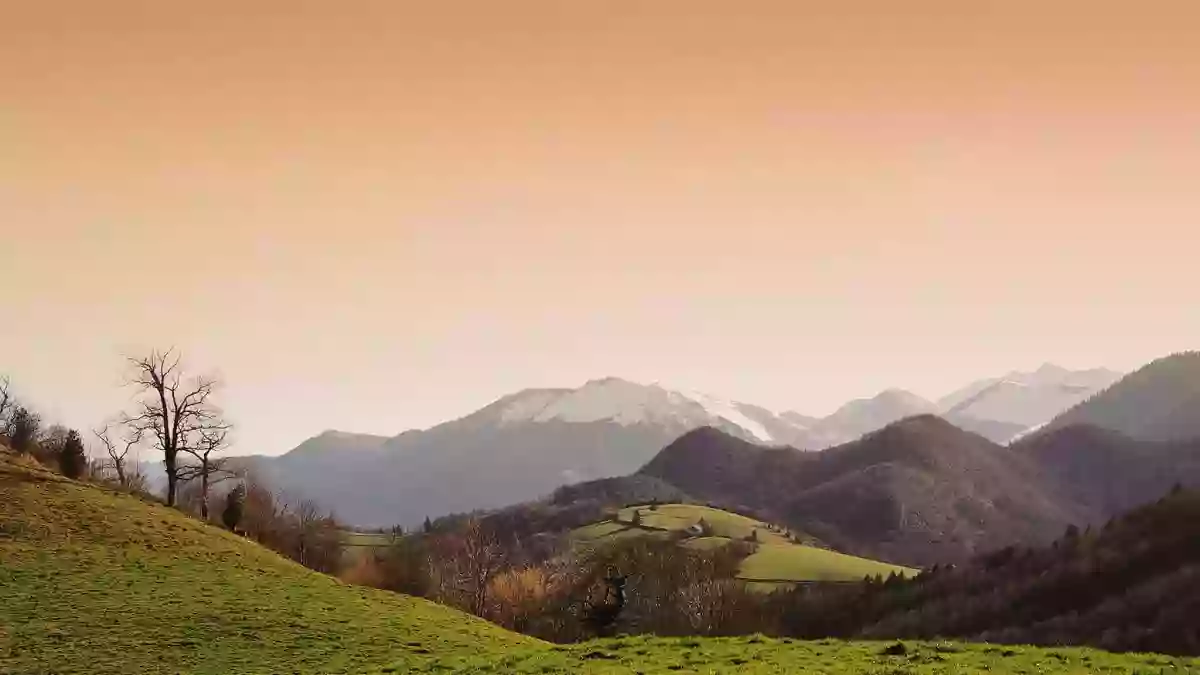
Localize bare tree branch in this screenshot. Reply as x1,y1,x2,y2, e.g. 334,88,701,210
178,424,234,520
0,376,15,437
93,420,144,487
122,348,230,508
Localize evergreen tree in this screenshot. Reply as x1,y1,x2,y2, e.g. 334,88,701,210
631,509,643,526
222,484,245,531
58,429,87,479
423,516,433,534
9,406,41,454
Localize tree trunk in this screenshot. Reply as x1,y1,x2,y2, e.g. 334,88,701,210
114,460,126,487
200,463,210,520
165,456,178,507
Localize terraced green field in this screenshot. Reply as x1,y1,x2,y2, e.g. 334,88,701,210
3,452,1195,674
574,503,917,586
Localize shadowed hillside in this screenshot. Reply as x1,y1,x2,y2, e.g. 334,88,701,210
1042,352,1200,441
1014,425,1200,519
639,417,1073,565
639,416,1200,566
771,486,1200,656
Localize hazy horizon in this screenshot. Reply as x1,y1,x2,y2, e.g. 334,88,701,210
4,2,1199,456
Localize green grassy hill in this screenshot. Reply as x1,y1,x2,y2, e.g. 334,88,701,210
0,449,531,675
2,449,1194,674
574,503,917,587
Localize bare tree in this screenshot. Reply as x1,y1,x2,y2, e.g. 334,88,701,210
93,420,144,488
454,518,508,616
293,497,323,569
123,348,228,507
177,427,234,520
0,376,14,436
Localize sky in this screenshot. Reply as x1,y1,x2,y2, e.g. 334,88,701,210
2,1,1199,457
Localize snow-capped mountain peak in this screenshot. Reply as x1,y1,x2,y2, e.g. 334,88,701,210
492,377,788,443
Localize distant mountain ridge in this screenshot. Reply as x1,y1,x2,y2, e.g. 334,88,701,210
240,364,1129,526
241,378,814,527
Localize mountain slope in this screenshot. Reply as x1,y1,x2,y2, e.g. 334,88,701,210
640,417,1074,565
1013,425,1200,518
0,447,534,675
245,378,813,527
639,417,1200,566
775,486,1200,656
1041,352,1200,441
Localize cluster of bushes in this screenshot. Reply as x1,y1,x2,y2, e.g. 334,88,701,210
186,471,346,575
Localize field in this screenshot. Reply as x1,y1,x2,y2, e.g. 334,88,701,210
368,636,1200,674
342,530,397,548
340,529,398,565
3,450,1196,674
574,503,917,586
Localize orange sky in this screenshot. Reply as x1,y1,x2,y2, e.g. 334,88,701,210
2,1,1199,455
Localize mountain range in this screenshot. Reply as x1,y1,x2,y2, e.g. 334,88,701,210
239,364,1125,527
239,378,812,526
637,417,1200,565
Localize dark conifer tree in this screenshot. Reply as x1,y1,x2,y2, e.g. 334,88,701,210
58,429,87,479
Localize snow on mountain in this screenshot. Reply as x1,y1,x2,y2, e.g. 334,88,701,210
941,365,1123,429
253,377,813,527
494,377,786,443
684,390,776,442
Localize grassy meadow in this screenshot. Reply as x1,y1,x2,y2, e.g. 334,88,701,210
573,502,917,587
0,451,531,675
367,636,1200,674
